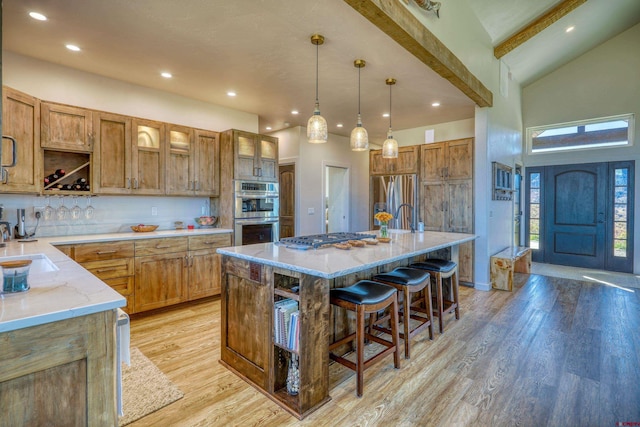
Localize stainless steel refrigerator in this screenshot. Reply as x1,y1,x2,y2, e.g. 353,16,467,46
371,174,418,230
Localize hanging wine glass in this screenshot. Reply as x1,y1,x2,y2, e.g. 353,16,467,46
43,195,55,221
56,196,69,221
84,195,95,220
71,196,82,220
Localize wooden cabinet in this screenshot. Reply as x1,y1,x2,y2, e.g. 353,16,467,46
221,129,278,182
132,118,165,194
134,237,189,312
0,310,118,425
92,112,132,194
420,138,474,283
166,126,219,195
41,102,93,152
369,145,420,175
1,87,41,193
74,241,136,313
187,234,231,299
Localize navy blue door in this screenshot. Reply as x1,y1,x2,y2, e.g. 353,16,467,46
543,163,607,268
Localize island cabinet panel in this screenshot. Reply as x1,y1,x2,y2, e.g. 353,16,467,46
221,256,272,389
135,252,188,312
0,310,117,426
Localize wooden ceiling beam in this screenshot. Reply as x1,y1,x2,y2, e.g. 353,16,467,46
494,0,587,59
344,0,493,108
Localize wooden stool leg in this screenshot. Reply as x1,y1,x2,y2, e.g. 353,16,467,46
356,304,366,397
390,294,401,369
402,286,411,359
435,273,444,333
424,280,434,340
453,271,460,320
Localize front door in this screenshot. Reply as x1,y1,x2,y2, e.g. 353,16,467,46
544,162,607,268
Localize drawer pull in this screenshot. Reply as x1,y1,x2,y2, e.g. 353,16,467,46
155,245,171,249
96,250,118,255
204,241,216,245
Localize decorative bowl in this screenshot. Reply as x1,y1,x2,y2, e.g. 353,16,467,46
131,224,159,232
194,216,218,227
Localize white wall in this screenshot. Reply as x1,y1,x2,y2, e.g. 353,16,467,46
522,23,640,273
394,118,475,145
272,126,370,236
1,52,259,237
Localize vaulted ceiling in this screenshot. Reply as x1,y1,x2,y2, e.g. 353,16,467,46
3,0,639,142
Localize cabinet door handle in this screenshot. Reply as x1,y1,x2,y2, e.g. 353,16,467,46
190,255,194,267
203,241,216,245
96,250,118,255
133,178,139,189
126,178,131,189
155,245,171,249
195,181,200,191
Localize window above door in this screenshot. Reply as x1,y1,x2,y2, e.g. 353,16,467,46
526,113,634,154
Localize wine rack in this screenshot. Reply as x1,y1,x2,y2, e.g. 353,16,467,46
43,150,91,194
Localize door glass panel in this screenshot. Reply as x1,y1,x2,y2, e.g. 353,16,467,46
613,167,629,257
238,136,255,157
137,125,160,149
170,131,189,152
261,140,276,159
528,172,541,249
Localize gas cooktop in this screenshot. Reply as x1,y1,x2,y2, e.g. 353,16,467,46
278,232,376,249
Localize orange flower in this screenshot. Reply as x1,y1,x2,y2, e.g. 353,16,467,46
374,211,393,223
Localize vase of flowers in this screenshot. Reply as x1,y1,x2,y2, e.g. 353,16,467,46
374,211,393,238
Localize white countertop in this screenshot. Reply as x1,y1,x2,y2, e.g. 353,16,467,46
0,228,233,333
217,230,476,279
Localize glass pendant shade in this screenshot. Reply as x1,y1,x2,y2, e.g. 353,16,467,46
382,128,398,158
307,103,328,144
308,34,327,144
350,114,369,151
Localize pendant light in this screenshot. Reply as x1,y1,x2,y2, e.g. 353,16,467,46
350,59,369,151
307,34,328,144
382,78,399,158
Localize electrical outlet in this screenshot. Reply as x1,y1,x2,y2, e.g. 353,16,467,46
308,207,315,215
33,206,45,218
151,207,158,216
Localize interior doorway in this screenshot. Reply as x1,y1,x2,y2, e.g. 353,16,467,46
278,164,295,238
325,165,349,233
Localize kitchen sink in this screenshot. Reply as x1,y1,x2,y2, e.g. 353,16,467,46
0,254,59,273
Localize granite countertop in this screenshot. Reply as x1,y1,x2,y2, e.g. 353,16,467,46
217,230,476,279
0,228,234,333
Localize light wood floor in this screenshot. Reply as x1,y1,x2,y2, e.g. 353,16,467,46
128,273,640,426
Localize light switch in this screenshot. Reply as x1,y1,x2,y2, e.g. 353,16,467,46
308,208,315,215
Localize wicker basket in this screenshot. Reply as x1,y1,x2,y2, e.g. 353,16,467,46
130,224,159,232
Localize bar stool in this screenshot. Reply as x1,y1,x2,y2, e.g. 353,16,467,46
371,267,433,359
329,280,401,397
410,259,460,333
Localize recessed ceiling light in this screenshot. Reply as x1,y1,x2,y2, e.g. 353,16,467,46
266,126,272,131
566,26,575,33
161,72,172,78
29,12,47,21
65,44,81,52
291,110,299,115
383,113,390,118
227,91,236,97
336,123,343,128
432,102,441,107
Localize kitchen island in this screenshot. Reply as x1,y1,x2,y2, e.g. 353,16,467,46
217,230,476,419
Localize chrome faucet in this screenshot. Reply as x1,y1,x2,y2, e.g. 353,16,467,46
394,203,415,233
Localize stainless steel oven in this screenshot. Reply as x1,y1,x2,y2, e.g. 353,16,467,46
233,180,279,245
234,218,279,246
234,181,279,219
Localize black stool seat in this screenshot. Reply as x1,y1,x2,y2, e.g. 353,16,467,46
373,267,430,287
411,259,457,273
331,280,397,305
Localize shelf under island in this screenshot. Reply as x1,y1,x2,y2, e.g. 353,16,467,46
217,230,476,419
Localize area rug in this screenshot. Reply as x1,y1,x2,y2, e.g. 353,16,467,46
119,347,184,426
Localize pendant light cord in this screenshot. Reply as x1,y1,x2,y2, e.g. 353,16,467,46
358,66,361,115
389,82,393,129
315,42,319,104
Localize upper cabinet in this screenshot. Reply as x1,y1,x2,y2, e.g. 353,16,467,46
41,102,93,152
369,145,420,175
222,129,278,182
1,87,42,193
420,138,473,181
166,126,219,196
132,119,165,195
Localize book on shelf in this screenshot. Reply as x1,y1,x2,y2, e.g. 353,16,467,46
274,298,299,351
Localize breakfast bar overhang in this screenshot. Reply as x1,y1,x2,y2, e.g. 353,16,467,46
217,230,476,419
